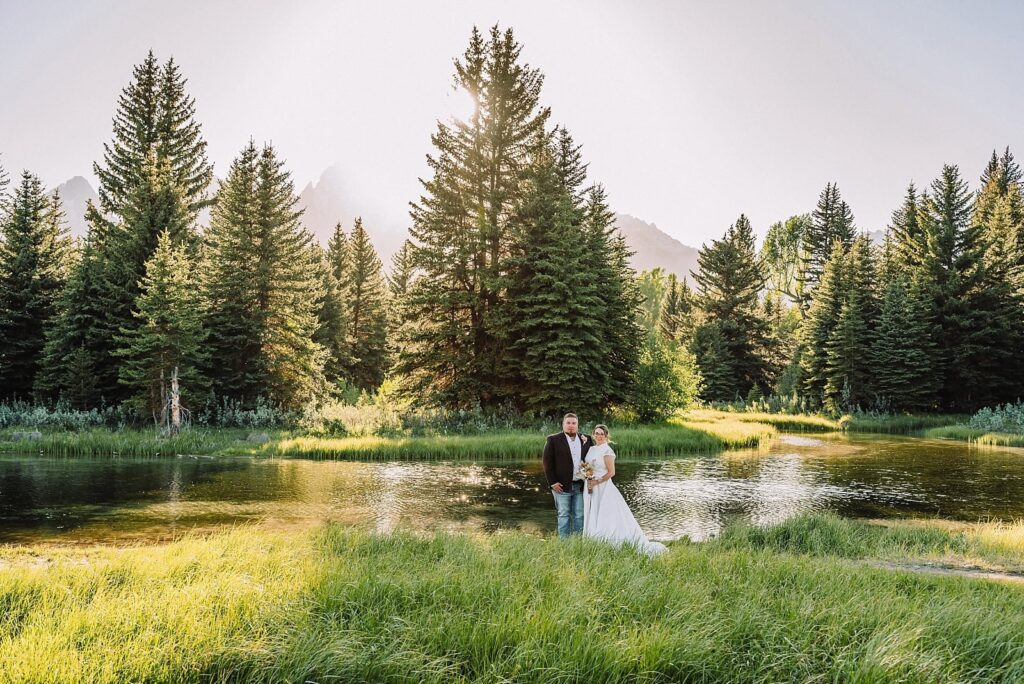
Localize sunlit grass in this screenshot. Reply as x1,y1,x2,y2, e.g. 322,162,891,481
714,512,1024,573
688,409,964,435
273,420,771,460
2,514,1024,683
0,417,778,460
925,425,1024,448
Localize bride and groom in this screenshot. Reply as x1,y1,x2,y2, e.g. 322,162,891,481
542,413,667,555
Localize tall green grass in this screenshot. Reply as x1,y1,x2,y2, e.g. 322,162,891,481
0,416,775,460
2,515,1023,683
713,512,1024,572
925,425,1024,448
273,420,772,460
0,427,265,457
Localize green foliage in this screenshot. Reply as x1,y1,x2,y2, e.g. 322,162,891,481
401,25,550,409
636,267,670,333
0,173,73,399
202,141,326,408
761,214,809,303
387,238,416,297
969,401,1024,435
501,133,604,414
342,218,390,390
796,183,855,310
82,52,213,404
112,230,207,418
870,277,938,412
692,214,773,400
822,237,876,414
628,336,702,422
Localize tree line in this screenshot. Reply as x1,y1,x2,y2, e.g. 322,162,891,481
656,152,1024,413
0,53,393,417
0,29,689,422
3,26,1019,422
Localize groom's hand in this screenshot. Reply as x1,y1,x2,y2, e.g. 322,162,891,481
551,483,564,493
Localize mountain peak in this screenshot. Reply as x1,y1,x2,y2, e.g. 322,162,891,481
613,213,699,277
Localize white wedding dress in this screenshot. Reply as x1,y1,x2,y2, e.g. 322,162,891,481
582,443,667,556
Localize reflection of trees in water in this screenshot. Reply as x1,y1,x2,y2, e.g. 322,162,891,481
620,454,828,541
7,434,1024,544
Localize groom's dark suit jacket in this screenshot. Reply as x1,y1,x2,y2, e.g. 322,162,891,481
542,432,592,491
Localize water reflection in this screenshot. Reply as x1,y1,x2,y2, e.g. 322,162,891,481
2,432,1024,544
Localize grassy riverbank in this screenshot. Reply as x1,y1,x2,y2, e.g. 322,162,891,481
1,513,1022,683
689,409,967,435
0,415,775,460
924,425,1024,449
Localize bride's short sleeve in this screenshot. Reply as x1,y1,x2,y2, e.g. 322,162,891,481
607,447,616,460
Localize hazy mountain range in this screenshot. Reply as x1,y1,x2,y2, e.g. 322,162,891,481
51,172,703,277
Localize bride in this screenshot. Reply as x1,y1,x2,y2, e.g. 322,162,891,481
582,424,667,556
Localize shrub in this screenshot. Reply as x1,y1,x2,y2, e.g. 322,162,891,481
969,401,1024,435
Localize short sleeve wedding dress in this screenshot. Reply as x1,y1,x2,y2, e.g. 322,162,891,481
582,443,667,556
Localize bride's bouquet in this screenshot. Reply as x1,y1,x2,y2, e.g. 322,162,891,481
578,461,595,480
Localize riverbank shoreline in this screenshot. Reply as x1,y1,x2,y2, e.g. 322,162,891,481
0,414,776,459
2,513,1022,683
2,408,1021,460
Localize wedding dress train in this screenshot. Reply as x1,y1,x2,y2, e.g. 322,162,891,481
582,443,667,556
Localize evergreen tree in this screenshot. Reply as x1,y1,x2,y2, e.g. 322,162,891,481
796,183,856,310
202,141,326,407
659,274,682,341
47,51,213,405
822,237,876,413
388,239,417,297
113,229,207,418
799,242,846,407
692,214,772,399
35,237,102,407
318,223,352,383
580,183,644,406
0,174,73,399
886,183,926,275
689,321,735,401
870,277,938,412
401,25,550,408
500,136,604,414
0,157,8,215
343,218,390,390
313,244,348,386
917,164,1006,410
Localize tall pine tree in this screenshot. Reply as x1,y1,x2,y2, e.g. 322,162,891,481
401,25,549,408
113,229,207,418
0,174,73,399
796,183,855,310
870,276,938,412
46,51,212,404
202,141,326,408
691,214,772,400
343,218,390,390
821,237,876,413
500,134,604,414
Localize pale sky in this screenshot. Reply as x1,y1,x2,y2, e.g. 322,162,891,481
1,0,1022,247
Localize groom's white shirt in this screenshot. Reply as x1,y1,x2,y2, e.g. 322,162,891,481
565,433,582,480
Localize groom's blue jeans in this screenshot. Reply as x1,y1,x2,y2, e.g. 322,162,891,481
553,480,585,537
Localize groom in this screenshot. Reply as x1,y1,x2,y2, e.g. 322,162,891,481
542,413,591,537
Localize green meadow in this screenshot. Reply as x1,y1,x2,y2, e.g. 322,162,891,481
2,513,1023,683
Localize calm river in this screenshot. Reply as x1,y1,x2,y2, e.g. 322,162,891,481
2,432,1023,544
